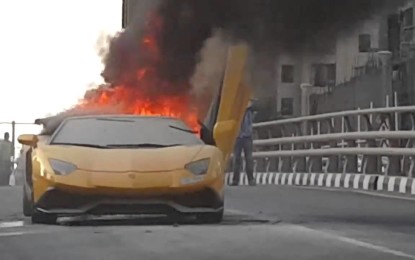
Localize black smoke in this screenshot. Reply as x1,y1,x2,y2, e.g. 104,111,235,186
102,0,408,94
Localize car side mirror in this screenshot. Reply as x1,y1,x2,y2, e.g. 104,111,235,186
18,134,38,147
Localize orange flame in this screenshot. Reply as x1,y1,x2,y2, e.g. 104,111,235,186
78,12,200,133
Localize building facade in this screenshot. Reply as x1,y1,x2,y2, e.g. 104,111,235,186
121,0,415,119
275,1,415,117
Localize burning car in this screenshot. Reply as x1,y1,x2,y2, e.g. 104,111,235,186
19,115,224,224
18,43,252,224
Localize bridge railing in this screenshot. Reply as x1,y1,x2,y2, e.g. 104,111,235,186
245,105,415,178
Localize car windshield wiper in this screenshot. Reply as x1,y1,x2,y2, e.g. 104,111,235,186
106,143,181,148
50,142,110,149
169,125,198,134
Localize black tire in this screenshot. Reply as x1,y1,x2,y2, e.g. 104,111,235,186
31,208,57,225
22,184,32,217
196,208,224,224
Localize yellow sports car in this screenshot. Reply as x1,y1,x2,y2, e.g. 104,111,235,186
18,44,252,224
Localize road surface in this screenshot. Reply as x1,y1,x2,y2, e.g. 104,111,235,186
1,185,414,260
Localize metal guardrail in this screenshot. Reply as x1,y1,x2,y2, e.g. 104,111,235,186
248,105,415,178
253,105,415,128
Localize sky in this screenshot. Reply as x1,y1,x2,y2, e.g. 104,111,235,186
0,1,121,121
0,0,121,154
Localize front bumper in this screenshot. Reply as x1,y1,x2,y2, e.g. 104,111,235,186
35,188,223,216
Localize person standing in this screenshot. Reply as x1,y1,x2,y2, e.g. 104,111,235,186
231,99,257,186
0,132,13,186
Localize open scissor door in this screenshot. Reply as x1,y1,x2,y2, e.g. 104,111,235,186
201,43,252,161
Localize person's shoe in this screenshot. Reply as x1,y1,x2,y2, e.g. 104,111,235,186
248,180,256,186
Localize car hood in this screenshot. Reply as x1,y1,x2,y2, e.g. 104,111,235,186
40,144,208,172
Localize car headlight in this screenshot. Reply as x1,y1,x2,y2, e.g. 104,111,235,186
48,159,77,176
185,159,210,175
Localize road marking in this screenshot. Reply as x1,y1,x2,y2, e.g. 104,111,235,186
353,190,415,202
0,232,25,237
227,207,415,259
225,209,252,215
0,221,24,229
289,225,415,259
0,229,57,237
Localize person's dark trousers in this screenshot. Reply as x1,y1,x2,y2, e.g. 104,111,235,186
232,136,255,185
0,161,11,186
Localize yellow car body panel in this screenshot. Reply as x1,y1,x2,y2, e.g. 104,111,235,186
31,145,224,203
213,43,252,162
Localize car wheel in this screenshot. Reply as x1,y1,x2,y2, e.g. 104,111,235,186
196,208,224,224
31,208,57,225
22,184,32,217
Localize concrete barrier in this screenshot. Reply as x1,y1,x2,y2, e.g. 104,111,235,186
226,172,415,196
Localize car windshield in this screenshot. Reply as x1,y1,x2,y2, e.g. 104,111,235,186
49,116,203,147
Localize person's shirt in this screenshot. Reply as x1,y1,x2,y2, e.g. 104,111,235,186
0,140,13,162
238,106,255,138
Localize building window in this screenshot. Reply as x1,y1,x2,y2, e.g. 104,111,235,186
359,34,372,52
281,65,294,83
312,63,336,87
401,8,415,43
388,14,401,54
402,7,414,27
359,34,371,52
281,98,294,116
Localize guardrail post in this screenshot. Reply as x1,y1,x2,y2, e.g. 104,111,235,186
326,118,339,173
409,156,414,178
309,120,322,173
386,113,402,176
294,123,306,173
363,114,378,174
344,116,358,173
280,125,292,173
299,83,313,173
253,128,266,173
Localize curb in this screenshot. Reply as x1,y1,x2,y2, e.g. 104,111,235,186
226,172,415,196
376,175,415,195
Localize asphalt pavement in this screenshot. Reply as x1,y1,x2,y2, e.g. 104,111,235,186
1,185,415,260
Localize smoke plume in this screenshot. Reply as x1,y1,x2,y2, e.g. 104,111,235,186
102,0,408,91
42,0,409,131
190,30,231,118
